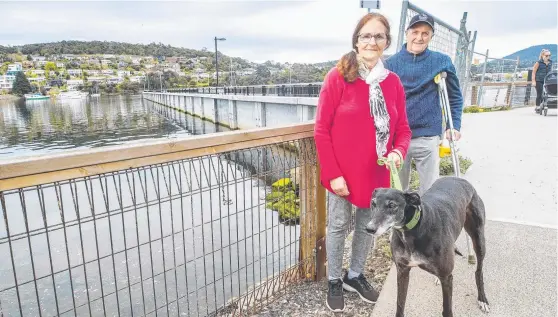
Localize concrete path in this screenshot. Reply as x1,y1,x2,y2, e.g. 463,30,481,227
372,106,557,317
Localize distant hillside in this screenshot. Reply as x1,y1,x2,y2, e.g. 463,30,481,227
1,40,210,58
0,40,256,69
503,44,557,63
0,40,333,86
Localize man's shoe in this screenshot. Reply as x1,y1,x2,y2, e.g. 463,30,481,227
342,272,379,303
326,279,345,312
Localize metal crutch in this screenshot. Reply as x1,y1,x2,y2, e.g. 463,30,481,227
435,72,475,265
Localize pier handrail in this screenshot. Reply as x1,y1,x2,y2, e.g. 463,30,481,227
0,121,315,191
0,120,326,316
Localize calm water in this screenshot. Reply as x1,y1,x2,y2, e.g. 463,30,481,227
0,95,230,159
0,94,300,316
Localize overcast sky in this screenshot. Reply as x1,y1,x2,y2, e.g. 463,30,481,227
1,0,556,64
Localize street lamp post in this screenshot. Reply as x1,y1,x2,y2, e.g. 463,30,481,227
214,36,226,87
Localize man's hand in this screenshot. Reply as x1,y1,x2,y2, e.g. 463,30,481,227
330,176,349,196
385,151,402,170
445,129,461,141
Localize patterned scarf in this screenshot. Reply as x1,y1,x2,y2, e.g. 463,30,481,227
357,56,390,158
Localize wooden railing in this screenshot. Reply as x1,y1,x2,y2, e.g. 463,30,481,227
0,122,327,316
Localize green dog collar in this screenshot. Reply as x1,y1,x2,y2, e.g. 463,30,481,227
395,206,421,231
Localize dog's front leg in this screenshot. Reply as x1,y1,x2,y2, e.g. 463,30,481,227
440,274,454,317
395,264,410,317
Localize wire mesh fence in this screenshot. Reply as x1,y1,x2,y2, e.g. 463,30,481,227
0,130,321,317
397,4,460,63
396,1,477,96
466,51,523,108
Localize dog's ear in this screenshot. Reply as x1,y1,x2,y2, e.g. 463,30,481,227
404,191,421,206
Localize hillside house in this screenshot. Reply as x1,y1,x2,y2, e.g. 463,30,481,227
67,69,83,76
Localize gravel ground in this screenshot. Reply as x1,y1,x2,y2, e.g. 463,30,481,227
250,231,393,317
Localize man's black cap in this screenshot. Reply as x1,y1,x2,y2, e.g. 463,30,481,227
407,13,435,32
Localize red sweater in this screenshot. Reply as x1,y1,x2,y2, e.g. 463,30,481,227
314,67,412,208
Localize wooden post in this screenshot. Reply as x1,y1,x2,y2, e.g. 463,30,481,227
299,138,317,280
505,83,512,107
471,85,478,106
297,139,327,281
314,161,327,281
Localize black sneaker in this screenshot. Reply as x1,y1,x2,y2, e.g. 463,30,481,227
326,278,345,312
342,272,379,303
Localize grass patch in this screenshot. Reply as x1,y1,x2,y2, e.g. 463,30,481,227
409,155,473,191
464,105,511,113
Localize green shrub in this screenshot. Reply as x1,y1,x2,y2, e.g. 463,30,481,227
409,155,473,191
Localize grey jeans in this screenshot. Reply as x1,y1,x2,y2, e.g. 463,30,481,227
399,135,440,195
327,193,373,280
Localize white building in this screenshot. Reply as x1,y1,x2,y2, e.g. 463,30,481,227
28,77,46,83
129,76,145,83
67,69,83,76
117,70,131,78
31,56,46,62
7,63,23,74
35,61,48,67
0,75,15,90
66,79,84,90
87,76,106,83
194,73,210,80
106,77,123,84
31,70,45,75
86,70,101,76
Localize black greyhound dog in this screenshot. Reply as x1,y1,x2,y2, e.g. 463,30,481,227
366,176,489,317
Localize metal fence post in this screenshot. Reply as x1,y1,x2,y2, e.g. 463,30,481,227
507,56,520,108
396,0,409,50
477,49,489,106
464,31,477,105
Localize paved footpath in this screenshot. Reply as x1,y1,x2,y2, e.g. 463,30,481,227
372,106,557,317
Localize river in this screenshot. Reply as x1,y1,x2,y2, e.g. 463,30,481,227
0,95,302,317
0,95,232,158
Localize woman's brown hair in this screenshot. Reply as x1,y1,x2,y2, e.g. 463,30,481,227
336,13,392,82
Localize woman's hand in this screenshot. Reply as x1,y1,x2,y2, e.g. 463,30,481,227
330,176,349,196
385,151,402,170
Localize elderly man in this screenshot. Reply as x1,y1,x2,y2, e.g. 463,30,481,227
385,13,464,194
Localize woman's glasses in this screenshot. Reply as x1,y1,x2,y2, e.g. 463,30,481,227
358,33,387,44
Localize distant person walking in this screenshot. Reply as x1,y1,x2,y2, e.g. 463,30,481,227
532,49,553,113
384,13,463,195
314,12,411,312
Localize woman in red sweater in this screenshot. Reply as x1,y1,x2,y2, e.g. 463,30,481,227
314,13,411,312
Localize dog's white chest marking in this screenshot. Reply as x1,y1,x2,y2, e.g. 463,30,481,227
407,253,426,267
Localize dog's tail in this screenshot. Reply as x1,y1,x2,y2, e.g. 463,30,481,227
454,246,463,256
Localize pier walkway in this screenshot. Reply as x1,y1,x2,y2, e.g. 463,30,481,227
372,106,557,317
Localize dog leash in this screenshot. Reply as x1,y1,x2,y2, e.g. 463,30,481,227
377,156,402,191
377,156,421,231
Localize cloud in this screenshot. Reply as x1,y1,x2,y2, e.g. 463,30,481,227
0,0,556,63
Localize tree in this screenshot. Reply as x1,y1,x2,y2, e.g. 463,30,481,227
12,72,33,96
27,55,32,61
44,61,58,78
